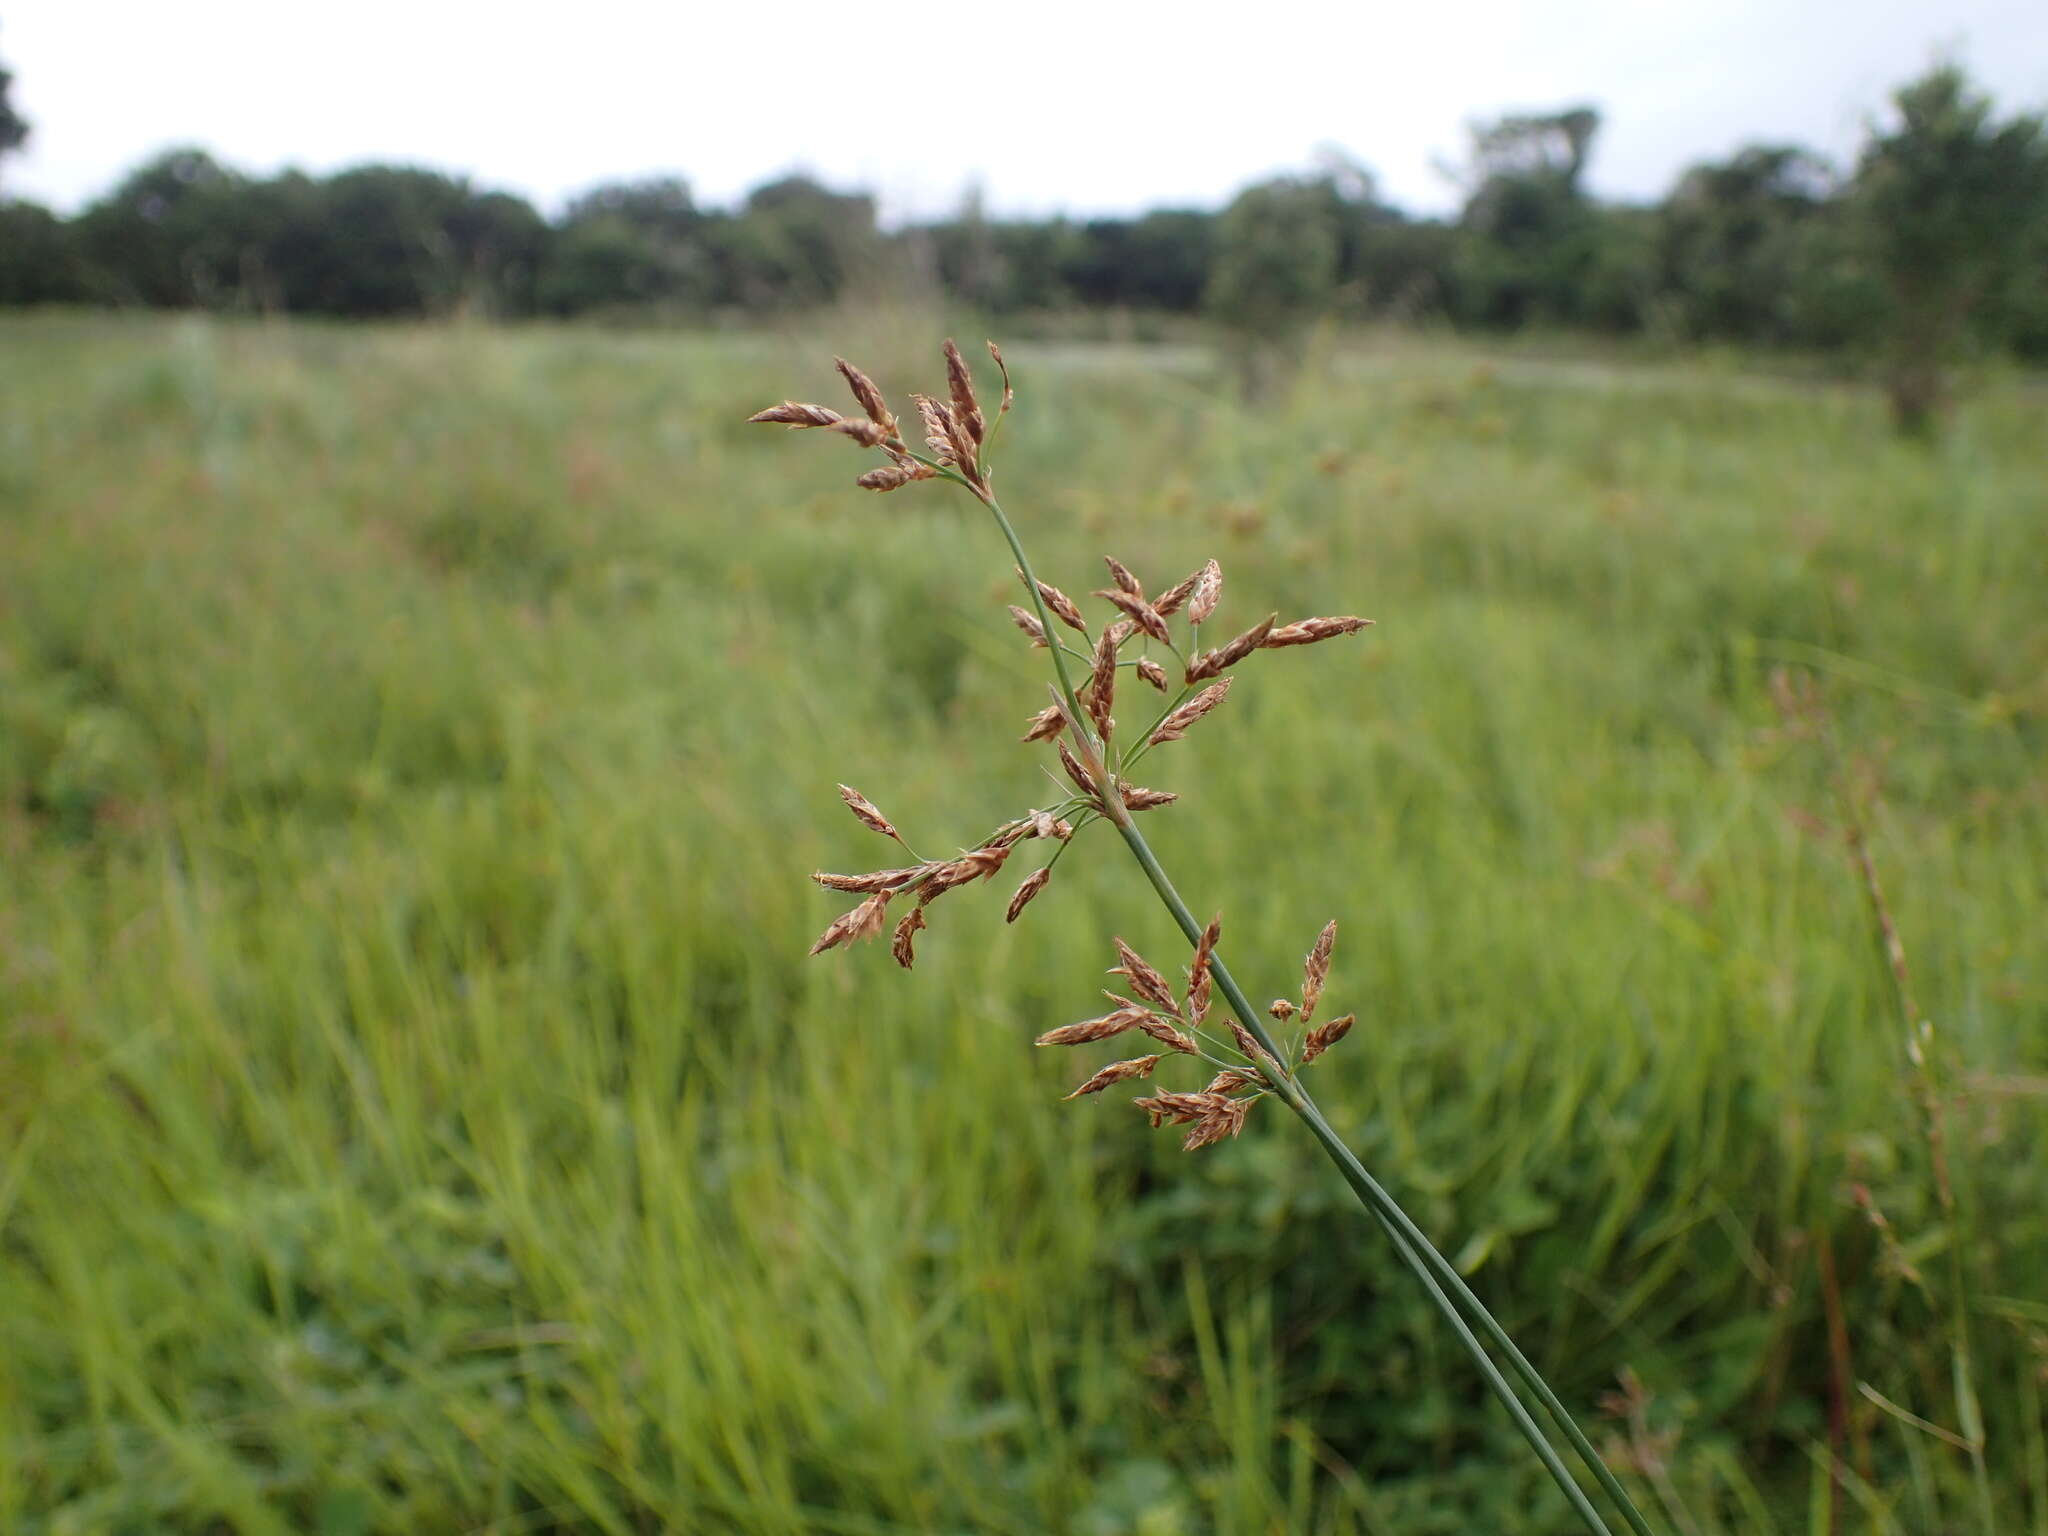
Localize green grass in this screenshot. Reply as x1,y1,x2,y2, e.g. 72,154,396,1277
1,311,2043,1534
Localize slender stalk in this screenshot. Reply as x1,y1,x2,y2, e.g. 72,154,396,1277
979,489,1658,1536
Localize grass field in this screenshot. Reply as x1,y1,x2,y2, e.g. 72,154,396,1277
1,312,2044,1534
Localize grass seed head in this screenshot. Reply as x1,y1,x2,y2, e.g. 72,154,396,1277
1136,1017,1199,1054
942,338,986,448
1037,1004,1150,1046
837,784,900,840
1006,866,1052,922
1186,614,1276,682
1182,1094,1251,1151
1103,556,1143,598
1188,559,1223,626
1132,1089,1222,1127
1118,784,1178,812
829,417,889,448
1111,939,1180,1016
749,400,844,429
1022,705,1065,742
1007,605,1049,647
1261,615,1374,649
1088,628,1119,741
1205,1069,1261,1094
1187,914,1221,1025
1136,657,1169,692
1064,1054,1163,1099
1302,919,1337,1021
1094,588,1172,645
1153,563,1205,616
891,906,926,969
1302,1013,1355,1063
1269,998,1297,1020
856,463,918,492
812,866,924,893
1019,571,1088,634
1148,678,1232,746
1228,1019,1279,1077
809,890,892,955
1056,738,1100,802
833,357,898,440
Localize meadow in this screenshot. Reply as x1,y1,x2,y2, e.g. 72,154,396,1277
1,311,2043,1534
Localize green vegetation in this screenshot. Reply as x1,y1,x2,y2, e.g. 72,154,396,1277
2,315,2044,1533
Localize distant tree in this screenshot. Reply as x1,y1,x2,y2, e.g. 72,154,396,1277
717,174,877,308
1853,64,2048,434
0,35,28,175
1205,174,1342,396
541,176,711,314
73,147,244,305
1452,106,1604,328
0,200,85,303
1655,146,1838,344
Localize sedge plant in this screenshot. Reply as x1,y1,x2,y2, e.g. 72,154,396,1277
750,341,1660,1535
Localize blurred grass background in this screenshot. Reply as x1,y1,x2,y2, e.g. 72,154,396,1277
1,312,2043,1534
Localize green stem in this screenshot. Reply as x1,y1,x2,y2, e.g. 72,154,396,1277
977,488,1658,1536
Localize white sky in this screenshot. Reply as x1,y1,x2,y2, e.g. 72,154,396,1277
4,0,2044,221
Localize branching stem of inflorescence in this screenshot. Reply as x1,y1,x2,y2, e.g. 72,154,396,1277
761,348,1659,1536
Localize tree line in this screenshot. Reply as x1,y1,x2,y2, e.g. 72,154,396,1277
2,55,2043,429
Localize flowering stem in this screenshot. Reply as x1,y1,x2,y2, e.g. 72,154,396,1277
977,487,1656,1536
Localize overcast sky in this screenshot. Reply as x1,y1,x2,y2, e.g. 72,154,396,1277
5,1,2044,221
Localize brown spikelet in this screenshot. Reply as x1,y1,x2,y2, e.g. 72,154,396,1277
1087,628,1119,741
1229,1019,1280,1077
1056,738,1100,801
1037,1005,1150,1046
986,340,1013,417
1136,657,1169,692
1104,556,1143,598
1302,920,1337,1022
1007,605,1049,647
749,401,844,429
1261,616,1375,648
856,463,916,492
1302,1013,1355,1064
891,907,926,969
1064,1054,1163,1099
1111,939,1179,1015
809,890,891,955
1118,784,1178,812
943,339,986,448
1132,1090,1223,1128
958,844,1011,882
1204,1069,1261,1094
1006,866,1052,922
915,394,958,465
1028,810,1070,841
915,392,983,487
1136,1017,1199,1055
837,784,900,841
1188,559,1223,626
1182,1095,1251,1151
1148,678,1232,746
1186,615,1276,682
828,418,889,448
1269,998,1297,1020
1187,914,1220,1025
1153,564,1204,616
1022,705,1065,742
1093,588,1173,646
833,358,898,440
812,866,924,893
1017,572,1087,634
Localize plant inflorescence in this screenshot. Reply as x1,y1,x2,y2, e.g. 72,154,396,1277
752,341,1659,1535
